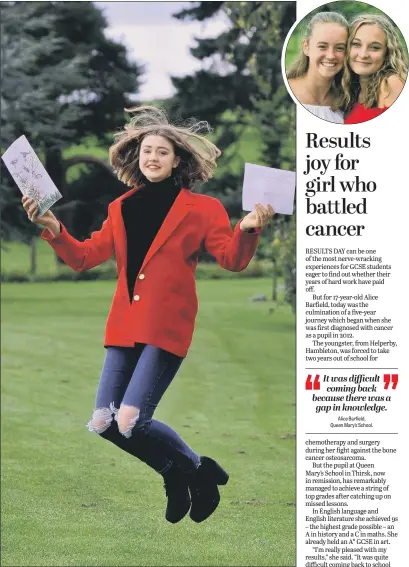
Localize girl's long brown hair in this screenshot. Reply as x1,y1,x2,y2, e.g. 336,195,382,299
109,106,221,190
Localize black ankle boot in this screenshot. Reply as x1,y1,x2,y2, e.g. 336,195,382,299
188,456,229,523
162,465,191,524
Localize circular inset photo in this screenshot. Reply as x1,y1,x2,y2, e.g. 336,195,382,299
283,1,408,124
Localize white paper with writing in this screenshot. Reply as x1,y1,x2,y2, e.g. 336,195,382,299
1,135,62,216
242,162,296,214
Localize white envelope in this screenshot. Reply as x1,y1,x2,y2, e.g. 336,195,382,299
1,135,62,216
242,162,296,215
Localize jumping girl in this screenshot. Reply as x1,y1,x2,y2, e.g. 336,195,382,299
22,106,274,524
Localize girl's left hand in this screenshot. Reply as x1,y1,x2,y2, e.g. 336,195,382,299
240,203,275,231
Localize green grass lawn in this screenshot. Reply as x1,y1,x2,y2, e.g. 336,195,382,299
1,278,295,566
2,238,69,276
1,238,115,277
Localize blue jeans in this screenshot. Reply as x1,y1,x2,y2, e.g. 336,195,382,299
88,345,200,474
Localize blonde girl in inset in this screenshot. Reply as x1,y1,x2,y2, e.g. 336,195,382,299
340,13,408,124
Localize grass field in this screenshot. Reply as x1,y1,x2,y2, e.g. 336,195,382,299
1,238,115,277
1,277,295,566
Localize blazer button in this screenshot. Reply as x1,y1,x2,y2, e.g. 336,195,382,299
134,295,140,301
139,274,145,280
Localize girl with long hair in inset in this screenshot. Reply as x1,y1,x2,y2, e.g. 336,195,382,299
286,11,349,123
340,13,408,124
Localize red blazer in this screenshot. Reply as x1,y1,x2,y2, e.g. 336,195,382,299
41,186,262,357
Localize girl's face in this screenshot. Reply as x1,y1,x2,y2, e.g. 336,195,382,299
349,24,387,77
139,135,180,182
304,22,348,79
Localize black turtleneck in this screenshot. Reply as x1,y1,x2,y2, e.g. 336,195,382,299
121,175,182,301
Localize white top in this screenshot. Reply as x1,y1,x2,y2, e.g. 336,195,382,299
303,104,344,124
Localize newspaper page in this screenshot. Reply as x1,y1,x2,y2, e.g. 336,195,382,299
283,1,408,566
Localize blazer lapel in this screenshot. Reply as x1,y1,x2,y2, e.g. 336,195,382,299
112,186,138,274
112,186,195,276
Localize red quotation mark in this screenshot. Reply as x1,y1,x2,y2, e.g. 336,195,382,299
306,374,320,390
383,374,398,389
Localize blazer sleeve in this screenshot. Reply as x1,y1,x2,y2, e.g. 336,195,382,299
203,198,262,272
40,208,114,272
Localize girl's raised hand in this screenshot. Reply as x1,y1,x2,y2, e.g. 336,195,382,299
21,196,56,226
240,203,275,231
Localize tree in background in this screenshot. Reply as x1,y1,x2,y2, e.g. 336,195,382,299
1,1,142,247
170,1,296,307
